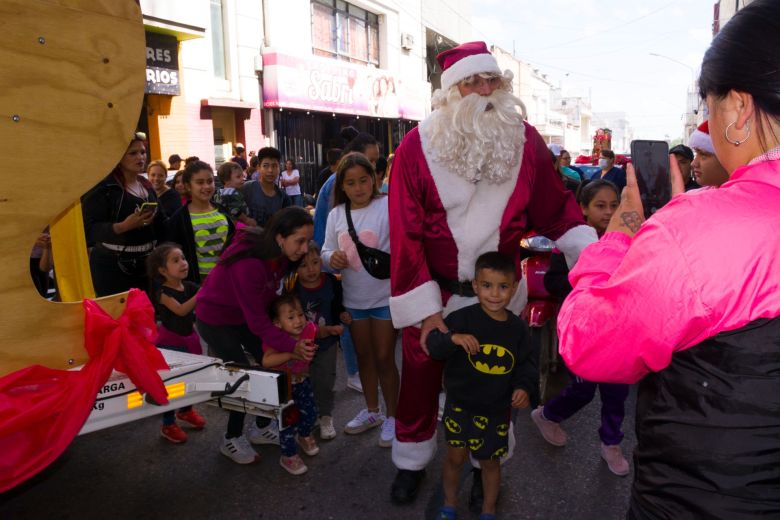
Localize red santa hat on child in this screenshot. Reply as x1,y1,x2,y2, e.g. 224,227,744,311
437,41,503,92
688,121,715,154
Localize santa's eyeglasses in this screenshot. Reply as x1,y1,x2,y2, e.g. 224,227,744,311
459,74,503,89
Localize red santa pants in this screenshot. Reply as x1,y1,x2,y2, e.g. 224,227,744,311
394,326,445,468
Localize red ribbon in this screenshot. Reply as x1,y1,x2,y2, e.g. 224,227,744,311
0,289,169,492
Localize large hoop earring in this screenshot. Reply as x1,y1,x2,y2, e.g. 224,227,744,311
725,121,750,146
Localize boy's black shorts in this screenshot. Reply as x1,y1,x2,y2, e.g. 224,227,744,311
442,400,511,460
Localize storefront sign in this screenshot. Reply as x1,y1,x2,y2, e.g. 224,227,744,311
262,52,428,120
145,32,180,96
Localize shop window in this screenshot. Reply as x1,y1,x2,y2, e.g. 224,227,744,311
311,0,379,66
210,0,227,80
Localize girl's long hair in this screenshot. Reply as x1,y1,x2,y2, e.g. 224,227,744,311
333,152,380,207
221,206,313,267
146,242,184,304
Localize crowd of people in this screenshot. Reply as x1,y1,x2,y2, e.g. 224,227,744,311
31,2,780,516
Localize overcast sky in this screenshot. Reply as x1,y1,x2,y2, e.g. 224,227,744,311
470,0,715,140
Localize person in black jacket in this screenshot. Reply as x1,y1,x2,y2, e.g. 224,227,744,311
82,133,166,296
532,179,632,476
165,161,234,284
427,252,535,520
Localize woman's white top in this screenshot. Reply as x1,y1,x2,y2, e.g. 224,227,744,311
281,169,301,196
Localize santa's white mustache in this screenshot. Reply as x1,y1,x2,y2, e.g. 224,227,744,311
450,89,524,136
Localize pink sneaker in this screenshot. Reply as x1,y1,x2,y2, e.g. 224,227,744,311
297,435,320,456
280,454,308,475
530,407,567,446
601,443,630,476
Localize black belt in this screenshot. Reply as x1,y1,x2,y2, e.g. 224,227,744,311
434,276,475,298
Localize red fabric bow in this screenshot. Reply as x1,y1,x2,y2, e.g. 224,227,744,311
0,289,169,492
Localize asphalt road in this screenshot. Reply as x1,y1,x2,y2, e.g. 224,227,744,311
1,352,636,520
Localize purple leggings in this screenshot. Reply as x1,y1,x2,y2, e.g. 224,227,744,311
542,376,629,446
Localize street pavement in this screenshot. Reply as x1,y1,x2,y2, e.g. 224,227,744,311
1,351,636,520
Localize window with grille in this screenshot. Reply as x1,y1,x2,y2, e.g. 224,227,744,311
311,0,379,66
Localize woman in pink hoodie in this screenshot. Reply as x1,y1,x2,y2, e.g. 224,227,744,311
557,1,780,517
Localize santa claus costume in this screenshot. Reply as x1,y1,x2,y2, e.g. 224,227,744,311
388,41,598,503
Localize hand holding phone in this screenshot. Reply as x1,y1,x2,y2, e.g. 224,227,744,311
630,140,671,218
138,202,158,214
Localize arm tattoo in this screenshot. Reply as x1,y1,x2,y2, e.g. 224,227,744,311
620,211,643,233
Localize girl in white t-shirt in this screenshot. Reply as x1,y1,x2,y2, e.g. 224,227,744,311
321,152,398,448
281,159,303,206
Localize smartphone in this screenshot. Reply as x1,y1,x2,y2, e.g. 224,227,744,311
630,140,671,218
138,202,158,214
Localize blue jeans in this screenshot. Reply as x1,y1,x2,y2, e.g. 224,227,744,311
341,329,358,376
290,194,303,207
280,378,318,457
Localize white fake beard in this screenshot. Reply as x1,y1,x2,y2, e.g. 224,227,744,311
423,88,526,185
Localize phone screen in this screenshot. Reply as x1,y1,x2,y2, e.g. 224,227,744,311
630,140,671,218
139,202,158,213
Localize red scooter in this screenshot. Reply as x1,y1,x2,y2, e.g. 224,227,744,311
520,235,564,404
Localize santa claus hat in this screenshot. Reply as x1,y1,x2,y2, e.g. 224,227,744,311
688,121,715,154
437,41,502,92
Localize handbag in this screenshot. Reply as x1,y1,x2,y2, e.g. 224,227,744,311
345,200,391,280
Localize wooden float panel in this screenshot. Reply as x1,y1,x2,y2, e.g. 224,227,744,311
0,0,145,376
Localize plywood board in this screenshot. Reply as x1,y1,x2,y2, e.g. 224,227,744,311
0,0,145,376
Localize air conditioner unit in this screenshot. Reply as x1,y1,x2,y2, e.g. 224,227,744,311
400,32,414,51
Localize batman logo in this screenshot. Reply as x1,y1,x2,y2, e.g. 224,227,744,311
492,446,508,458
444,417,462,434
448,440,466,448
468,438,484,451
496,424,509,437
473,416,488,430
469,344,515,375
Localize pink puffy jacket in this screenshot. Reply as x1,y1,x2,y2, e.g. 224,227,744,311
558,157,780,383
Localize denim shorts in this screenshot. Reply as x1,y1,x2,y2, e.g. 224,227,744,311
345,305,391,321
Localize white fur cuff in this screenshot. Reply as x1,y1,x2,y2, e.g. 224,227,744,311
555,225,599,269
389,280,442,329
392,436,438,470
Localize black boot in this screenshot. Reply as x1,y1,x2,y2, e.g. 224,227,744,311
390,469,425,504
469,467,484,513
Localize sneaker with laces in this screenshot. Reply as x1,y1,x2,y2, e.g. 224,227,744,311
280,454,308,475
344,409,384,434
247,419,280,445
435,506,457,520
297,435,320,456
347,374,363,393
220,435,260,464
318,415,336,440
530,407,567,447
161,423,187,444
378,416,395,447
600,443,630,476
176,409,206,429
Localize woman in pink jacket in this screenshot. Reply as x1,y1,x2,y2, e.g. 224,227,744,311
557,1,780,517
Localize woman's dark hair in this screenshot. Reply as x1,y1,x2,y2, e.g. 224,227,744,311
698,0,780,148
111,132,151,188
221,206,313,266
269,293,303,322
600,149,615,160
285,158,296,169
576,179,619,207
340,126,360,143
146,242,184,302
333,152,380,206
171,169,186,188
183,160,213,185
343,131,379,155
216,161,241,184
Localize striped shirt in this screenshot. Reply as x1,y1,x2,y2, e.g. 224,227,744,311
189,209,229,278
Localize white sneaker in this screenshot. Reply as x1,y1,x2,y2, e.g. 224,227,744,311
347,374,363,393
247,419,280,445
319,415,337,440
220,435,260,464
378,416,395,447
344,408,384,434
